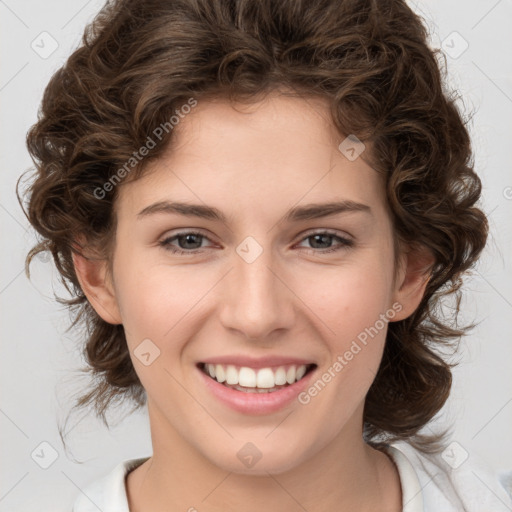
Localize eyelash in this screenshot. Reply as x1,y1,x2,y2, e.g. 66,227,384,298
158,230,354,255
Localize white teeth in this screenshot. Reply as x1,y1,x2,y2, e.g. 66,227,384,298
225,365,238,385
239,367,256,387
285,366,296,384
215,364,226,383
296,365,307,380
256,368,275,388
203,363,312,389
274,367,287,385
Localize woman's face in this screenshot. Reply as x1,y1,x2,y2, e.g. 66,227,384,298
87,93,422,475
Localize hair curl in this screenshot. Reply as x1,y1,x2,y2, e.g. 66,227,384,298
18,0,488,454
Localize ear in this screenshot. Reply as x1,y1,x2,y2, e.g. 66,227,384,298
71,245,122,325
391,243,435,322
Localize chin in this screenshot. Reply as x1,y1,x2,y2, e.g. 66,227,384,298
203,441,309,476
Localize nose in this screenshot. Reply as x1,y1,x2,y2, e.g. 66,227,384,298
218,241,296,342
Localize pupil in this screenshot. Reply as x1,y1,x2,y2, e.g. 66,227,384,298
311,234,331,248
181,234,201,249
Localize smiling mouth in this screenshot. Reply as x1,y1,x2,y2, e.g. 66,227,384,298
197,362,317,393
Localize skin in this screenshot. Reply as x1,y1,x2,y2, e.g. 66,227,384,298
73,91,432,511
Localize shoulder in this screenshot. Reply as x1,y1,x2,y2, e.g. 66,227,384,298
71,457,150,512
384,441,512,512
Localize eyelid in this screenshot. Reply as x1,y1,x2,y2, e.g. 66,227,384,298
158,227,353,245
158,227,216,242
293,229,355,253
158,227,354,255
296,227,353,242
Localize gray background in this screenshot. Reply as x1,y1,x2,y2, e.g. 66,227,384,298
1,0,511,510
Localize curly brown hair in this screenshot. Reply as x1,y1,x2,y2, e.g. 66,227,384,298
18,0,488,454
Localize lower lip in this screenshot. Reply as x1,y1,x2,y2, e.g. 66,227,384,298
197,365,317,415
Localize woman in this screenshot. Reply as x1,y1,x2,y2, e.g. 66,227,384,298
19,0,512,510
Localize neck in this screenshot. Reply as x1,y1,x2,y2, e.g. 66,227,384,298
126,404,402,512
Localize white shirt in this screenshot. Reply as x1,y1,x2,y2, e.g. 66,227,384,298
72,442,512,511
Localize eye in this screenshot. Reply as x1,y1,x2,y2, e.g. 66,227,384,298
159,231,213,255
295,230,354,254
159,229,354,256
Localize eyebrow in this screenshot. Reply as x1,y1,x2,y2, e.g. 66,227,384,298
137,200,372,223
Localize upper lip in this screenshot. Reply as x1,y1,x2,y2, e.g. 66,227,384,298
199,355,316,369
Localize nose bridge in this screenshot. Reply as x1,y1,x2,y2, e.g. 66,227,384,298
220,235,293,340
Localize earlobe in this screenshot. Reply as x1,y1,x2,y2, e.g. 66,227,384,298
391,245,434,322
72,249,122,325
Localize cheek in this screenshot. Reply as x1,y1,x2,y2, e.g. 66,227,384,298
114,236,395,354
301,260,394,345
293,270,392,447
112,260,211,396
115,262,209,342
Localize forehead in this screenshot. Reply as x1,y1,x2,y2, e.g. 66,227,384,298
117,93,386,222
